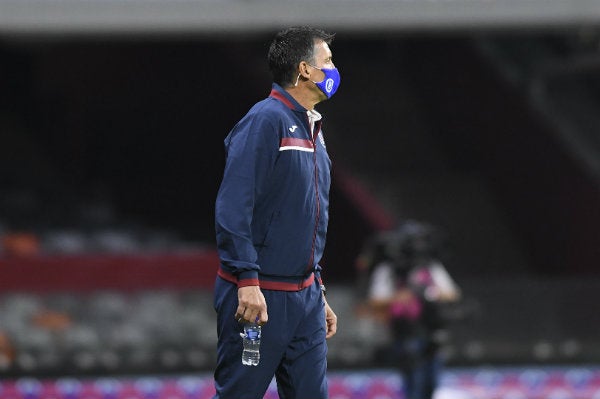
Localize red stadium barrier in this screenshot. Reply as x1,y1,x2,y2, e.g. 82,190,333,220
0,249,220,292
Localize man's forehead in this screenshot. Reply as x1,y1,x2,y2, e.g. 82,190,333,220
314,41,332,58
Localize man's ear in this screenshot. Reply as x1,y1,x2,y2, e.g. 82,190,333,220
298,61,312,79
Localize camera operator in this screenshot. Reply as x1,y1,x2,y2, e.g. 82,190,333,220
356,220,461,399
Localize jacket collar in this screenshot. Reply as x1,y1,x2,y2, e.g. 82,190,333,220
269,83,307,112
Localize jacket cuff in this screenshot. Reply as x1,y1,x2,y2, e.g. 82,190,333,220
237,270,260,287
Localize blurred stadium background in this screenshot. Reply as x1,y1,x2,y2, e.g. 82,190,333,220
1,1,600,398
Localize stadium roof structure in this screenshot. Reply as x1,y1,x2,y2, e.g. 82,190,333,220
0,0,599,37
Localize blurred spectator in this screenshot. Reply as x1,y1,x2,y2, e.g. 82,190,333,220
356,220,462,399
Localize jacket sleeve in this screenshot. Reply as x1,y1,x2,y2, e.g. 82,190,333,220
215,111,278,287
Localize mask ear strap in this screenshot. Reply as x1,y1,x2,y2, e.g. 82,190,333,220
295,61,313,87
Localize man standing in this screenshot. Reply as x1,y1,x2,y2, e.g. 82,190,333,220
213,27,339,399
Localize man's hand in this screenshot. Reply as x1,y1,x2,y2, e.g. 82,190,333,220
324,300,337,339
235,286,268,325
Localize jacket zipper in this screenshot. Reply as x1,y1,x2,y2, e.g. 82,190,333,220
305,119,322,287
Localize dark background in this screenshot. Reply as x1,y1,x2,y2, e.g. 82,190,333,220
1,33,599,279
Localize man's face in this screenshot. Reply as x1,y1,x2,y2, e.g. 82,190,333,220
310,40,335,100
311,41,335,81
314,41,334,68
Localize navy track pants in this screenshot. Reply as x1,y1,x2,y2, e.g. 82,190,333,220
212,276,328,399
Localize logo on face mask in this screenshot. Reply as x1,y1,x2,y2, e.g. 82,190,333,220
325,79,334,93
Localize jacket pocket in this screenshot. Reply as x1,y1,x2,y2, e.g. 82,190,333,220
255,210,280,254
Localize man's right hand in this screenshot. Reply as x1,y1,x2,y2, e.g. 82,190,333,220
235,285,268,325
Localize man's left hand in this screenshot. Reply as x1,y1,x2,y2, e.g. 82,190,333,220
324,301,337,339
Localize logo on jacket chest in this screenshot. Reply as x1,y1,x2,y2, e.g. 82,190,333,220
318,132,326,148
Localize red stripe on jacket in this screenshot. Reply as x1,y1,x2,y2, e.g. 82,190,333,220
269,88,295,109
217,268,315,291
280,137,314,150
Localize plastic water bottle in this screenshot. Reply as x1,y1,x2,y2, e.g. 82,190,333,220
240,323,261,366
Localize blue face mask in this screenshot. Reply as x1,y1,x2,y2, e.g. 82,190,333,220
310,65,341,99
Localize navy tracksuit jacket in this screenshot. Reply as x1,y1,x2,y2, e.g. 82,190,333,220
213,83,332,399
